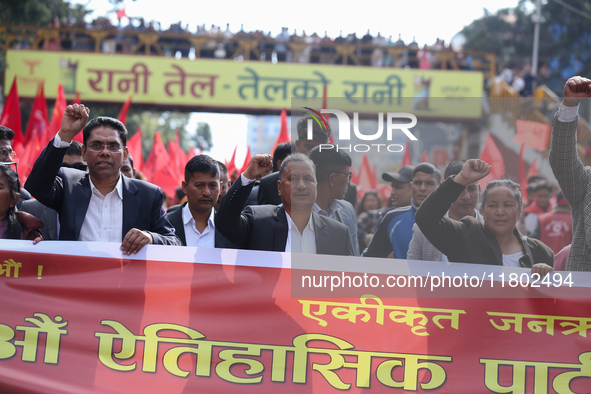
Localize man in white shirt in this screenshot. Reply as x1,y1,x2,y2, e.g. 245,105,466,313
167,155,234,248
25,104,180,254
215,153,353,255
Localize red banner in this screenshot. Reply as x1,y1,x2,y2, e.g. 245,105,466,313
1,241,590,393
514,120,552,152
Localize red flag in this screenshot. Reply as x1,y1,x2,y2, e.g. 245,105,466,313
402,140,411,166
24,83,49,145
117,95,132,126
225,145,237,177
144,133,179,195
127,127,143,172
514,120,551,152
271,108,290,154
239,146,252,174
167,138,183,183
116,7,127,19
479,134,505,189
0,76,24,147
322,83,334,144
355,154,378,200
143,133,170,178
526,158,539,179
421,151,429,163
70,92,84,143
44,82,67,146
71,92,81,105
18,128,42,183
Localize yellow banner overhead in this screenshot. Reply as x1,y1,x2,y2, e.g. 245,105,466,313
6,50,483,117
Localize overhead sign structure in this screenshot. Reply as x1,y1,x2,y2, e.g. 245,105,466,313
6,50,483,118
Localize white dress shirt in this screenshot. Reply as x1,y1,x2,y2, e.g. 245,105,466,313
241,173,316,253
53,132,126,242
182,204,216,247
557,103,579,122
285,211,316,254
79,175,124,242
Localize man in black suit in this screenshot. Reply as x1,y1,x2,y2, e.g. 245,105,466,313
216,152,353,255
257,115,329,205
25,104,180,254
167,154,235,248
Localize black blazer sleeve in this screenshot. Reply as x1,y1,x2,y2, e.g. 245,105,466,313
24,139,69,211
363,211,394,257
414,177,470,256
215,177,255,248
142,185,181,246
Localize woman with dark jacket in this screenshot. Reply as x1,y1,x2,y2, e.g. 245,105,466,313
0,165,43,242
415,159,553,276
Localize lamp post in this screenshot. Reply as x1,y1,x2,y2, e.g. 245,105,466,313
532,0,542,77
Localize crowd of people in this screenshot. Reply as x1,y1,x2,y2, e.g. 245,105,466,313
1,76,590,272
11,14,476,70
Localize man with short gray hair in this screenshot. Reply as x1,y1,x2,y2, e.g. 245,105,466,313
216,153,353,255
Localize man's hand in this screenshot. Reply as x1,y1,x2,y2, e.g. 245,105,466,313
121,228,153,255
453,159,491,186
563,76,591,107
531,263,554,278
32,236,42,245
242,154,273,180
58,104,90,143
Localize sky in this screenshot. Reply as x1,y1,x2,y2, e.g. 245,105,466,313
73,0,528,163
76,0,525,48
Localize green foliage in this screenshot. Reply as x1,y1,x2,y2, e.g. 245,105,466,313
0,0,90,26
460,0,591,93
125,111,192,158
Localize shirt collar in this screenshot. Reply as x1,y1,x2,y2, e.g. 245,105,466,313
312,200,339,217
88,174,123,200
285,211,314,233
182,203,215,228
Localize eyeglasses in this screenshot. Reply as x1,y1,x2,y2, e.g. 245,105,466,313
0,148,16,161
332,171,352,182
87,142,123,153
61,162,88,171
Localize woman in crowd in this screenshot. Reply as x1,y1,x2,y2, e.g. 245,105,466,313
357,191,381,216
415,159,553,276
356,191,382,250
0,165,43,242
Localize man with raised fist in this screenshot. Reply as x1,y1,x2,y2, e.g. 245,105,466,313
25,104,180,254
549,76,591,271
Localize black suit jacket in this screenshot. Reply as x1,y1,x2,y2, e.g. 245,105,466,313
24,139,180,245
19,199,58,240
216,177,353,255
257,172,281,205
167,202,237,248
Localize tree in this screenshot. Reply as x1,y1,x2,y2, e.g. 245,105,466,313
192,122,213,152
125,111,191,159
0,0,90,26
459,0,591,94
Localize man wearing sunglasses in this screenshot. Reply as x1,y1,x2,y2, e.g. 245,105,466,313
25,104,180,254
308,146,359,256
